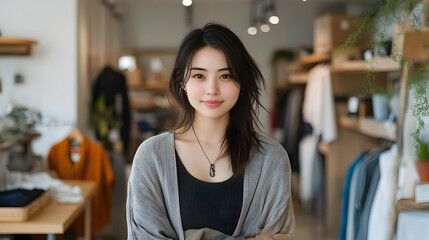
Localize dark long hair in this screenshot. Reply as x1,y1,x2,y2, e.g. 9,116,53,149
168,23,265,176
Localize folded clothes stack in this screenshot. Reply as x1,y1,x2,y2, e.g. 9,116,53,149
0,188,46,207
5,171,83,203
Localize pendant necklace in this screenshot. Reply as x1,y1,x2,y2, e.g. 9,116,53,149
191,125,222,177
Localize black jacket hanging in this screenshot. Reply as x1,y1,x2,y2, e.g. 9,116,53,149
91,66,131,154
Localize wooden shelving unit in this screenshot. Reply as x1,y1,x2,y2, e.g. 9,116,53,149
0,132,41,152
288,72,308,84
275,73,308,90
338,116,360,130
396,199,429,211
299,52,331,65
128,81,169,91
331,57,401,73
0,37,37,55
339,116,397,141
386,28,429,239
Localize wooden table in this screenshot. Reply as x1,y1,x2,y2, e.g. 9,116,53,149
0,180,97,240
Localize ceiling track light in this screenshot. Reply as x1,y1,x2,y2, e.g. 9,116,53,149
248,0,259,35
260,23,270,32
267,0,279,25
182,0,192,7
248,26,258,35
248,0,279,35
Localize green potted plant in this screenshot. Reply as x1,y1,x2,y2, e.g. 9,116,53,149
415,140,429,182
90,94,119,150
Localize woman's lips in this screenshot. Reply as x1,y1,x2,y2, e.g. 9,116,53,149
203,100,222,107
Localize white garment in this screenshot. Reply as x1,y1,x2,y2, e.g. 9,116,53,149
6,171,83,203
299,135,318,205
398,87,421,199
397,211,429,240
367,145,397,240
302,64,337,143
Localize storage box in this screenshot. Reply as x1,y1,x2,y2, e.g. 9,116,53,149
0,190,51,221
314,14,367,54
403,29,429,62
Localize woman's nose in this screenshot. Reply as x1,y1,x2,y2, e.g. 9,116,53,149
205,77,219,95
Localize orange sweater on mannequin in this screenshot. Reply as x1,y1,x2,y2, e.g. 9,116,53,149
48,135,115,235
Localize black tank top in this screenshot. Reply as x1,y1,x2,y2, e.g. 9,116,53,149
175,151,243,235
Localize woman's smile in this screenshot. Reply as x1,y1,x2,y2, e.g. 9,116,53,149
203,100,223,108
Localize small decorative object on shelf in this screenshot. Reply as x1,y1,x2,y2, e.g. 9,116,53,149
415,183,429,204
416,141,429,182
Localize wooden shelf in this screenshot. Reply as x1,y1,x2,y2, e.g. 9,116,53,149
317,142,330,155
0,37,37,55
331,57,401,73
288,72,308,84
299,52,331,65
275,73,308,90
128,81,169,91
397,199,429,211
339,116,397,141
0,132,41,151
338,115,360,130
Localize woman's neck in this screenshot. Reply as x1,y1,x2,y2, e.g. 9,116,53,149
191,114,229,144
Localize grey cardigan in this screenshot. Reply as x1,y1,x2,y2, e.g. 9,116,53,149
126,132,295,240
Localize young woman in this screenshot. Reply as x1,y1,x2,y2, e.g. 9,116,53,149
127,23,295,240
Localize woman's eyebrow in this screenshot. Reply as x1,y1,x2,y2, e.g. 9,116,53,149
190,67,229,72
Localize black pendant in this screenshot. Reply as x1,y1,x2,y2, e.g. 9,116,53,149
210,164,216,177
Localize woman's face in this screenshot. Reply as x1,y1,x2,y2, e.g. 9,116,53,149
183,46,240,121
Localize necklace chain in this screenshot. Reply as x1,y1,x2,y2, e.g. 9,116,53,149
191,125,222,177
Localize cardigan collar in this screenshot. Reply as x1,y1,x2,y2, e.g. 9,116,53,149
163,132,264,239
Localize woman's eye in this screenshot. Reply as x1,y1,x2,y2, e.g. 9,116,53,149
193,74,204,79
220,74,230,79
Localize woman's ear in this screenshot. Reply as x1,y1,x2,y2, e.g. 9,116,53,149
180,82,187,95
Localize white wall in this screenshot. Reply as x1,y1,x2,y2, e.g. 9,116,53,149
120,0,369,133
0,0,78,122
0,0,78,158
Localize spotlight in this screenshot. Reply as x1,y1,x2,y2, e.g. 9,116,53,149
269,15,279,24
182,0,192,7
248,26,257,35
260,24,270,32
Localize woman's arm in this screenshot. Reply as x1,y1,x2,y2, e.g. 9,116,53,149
126,144,179,240
248,141,296,240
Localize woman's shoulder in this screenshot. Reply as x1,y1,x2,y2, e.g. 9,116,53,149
253,132,290,169
133,132,174,162
255,132,288,156
139,131,173,147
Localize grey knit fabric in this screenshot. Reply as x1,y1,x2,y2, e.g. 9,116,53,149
127,132,295,240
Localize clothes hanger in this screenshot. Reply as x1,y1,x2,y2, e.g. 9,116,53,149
67,128,84,146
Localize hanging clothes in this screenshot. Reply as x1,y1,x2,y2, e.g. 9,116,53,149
275,86,305,172
302,64,337,143
299,135,318,208
339,153,366,240
367,145,397,240
299,64,336,211
346,147,386,240
48,134,115,236
281,86,305,172
92,66,131,154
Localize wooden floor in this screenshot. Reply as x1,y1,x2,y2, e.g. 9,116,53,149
291,172,336,240
292,198,329,240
